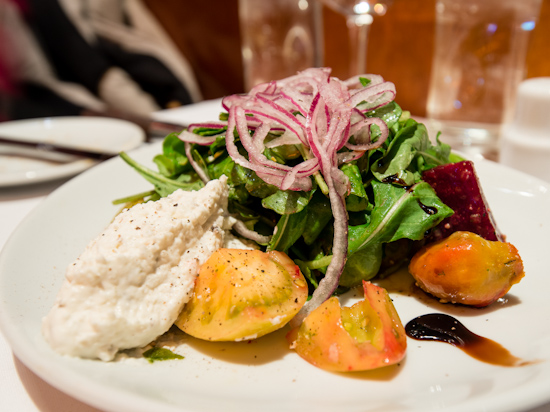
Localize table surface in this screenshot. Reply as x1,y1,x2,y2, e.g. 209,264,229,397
1,100,549,412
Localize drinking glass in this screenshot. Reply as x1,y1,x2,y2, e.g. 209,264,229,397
318,0,392,77
238,0,323,91
426,0,542,160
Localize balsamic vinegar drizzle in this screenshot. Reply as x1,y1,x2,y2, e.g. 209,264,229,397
381,174,408,186
405,313,532,367
417,200,438,215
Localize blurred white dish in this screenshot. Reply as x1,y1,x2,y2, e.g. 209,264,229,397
0,141,550,412
500,77,550,183
0,116,145,187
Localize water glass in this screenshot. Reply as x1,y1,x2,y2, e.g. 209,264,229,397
426,0,542,160
238,0,323,91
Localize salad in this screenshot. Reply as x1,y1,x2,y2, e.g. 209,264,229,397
110,67,524,370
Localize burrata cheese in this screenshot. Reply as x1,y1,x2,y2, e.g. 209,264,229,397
42,177,243,361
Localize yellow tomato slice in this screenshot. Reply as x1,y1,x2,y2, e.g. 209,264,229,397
408,231,525,307
176,248,308,341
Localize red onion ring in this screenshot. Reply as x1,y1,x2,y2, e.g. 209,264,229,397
291,91,350,326
178,130,219,146
179,68,396,322
232,220,272,245
188,122,227,132
184,142,210,184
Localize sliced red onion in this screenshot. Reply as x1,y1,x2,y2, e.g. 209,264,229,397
345,116,389,151
280,158,319,191
349,81,396,112
278,91,308,116
179,68,397,323
256,94,307,129
225,107,312,191
264,131,302,148
184,142,210,184
291,91,350,326
178,130,219,145
232,219,272,245
245,108,307,145
188,122,227,131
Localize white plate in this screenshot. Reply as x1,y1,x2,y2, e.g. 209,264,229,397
1,142,550,412
0,116,145,187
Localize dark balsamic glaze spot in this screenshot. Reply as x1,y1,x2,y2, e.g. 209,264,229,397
381,174,407,186
405,313,533,367
417,200,438,215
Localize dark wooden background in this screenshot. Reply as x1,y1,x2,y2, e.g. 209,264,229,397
144,0,550,117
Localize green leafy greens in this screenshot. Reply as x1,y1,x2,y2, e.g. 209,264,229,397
143,347,184,363
118,101,454,293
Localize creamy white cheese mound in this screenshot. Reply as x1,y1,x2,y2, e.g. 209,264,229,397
42,177,245,361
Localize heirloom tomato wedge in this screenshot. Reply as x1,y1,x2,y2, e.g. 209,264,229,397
409,231,524,307
286,281,407,372
176,248,308,341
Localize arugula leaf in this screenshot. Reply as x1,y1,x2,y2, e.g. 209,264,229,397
207,154,234,180
294,258,319,289
243,169,279,199
338,181,453,286
348,180,453,254
302,190,333,245
152,132,190,177
120,102,460,294
342,163,370,212
143,347,184,363
371,120,452,186
193,126,227,137
209,135,228,153
359,77,372,87
371,120,426,185
112,190,158,205
262,190,311,215
268,209,308,253
366,101,403,131
414,132,452,170
340,242,383,287
120,152,203,197
191,146,210,180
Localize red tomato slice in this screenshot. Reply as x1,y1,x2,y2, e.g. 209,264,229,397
286,281,407,372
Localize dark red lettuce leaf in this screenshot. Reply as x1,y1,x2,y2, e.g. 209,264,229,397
422,161,504,242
